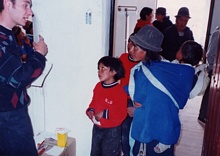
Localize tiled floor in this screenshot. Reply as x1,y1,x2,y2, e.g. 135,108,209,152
175,96,205,156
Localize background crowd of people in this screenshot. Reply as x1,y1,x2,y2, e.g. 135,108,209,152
85,5,211,156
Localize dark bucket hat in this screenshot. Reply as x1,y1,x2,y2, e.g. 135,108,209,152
175,7,191,18
130,25,164,52
156,7,166,15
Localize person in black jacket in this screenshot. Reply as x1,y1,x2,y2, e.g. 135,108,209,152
153,7,173,33
161,7,194,61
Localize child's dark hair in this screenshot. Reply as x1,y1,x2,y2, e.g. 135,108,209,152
180,40,203,66
98,56,125,81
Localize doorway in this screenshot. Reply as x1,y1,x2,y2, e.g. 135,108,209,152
110,0,212,155
111,0,157,57
157,0,211,47
111,0,211,57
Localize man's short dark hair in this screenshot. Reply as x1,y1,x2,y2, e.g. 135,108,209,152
0,0,4,12
0,0,16,12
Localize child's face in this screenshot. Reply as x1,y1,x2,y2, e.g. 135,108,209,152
176,48,182,61
129,42,146,62
98,63,116,84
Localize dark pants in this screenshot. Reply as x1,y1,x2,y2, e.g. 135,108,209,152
199,73,212,119
0,106,38,156
91,124,121,156
121,115,133,156
133,140,174,156
121,99,133,156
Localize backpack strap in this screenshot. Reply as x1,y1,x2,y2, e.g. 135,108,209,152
129,62,179,109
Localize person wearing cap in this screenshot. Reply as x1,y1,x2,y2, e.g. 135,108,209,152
153,7,173,33
126,25,198,155
161,7,194,61
133,7,153,33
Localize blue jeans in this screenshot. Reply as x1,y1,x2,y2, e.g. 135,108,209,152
133,140,174,156
0,106,38,156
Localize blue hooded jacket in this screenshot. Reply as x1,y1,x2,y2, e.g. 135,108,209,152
129,61,194,144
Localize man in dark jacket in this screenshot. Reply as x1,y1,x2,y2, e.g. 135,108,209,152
161,7,194,61
153,7,173,33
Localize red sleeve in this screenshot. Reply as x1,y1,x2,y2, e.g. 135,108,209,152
86,83,99,115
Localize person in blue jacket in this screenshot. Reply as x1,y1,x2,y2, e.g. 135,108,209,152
0,0,48,155
126,25,203,155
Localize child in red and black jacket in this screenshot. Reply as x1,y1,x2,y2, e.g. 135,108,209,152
86,56,127,156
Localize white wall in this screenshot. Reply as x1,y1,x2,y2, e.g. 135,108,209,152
28,0,111,155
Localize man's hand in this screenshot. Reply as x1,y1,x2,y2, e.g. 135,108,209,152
33,35,48,56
